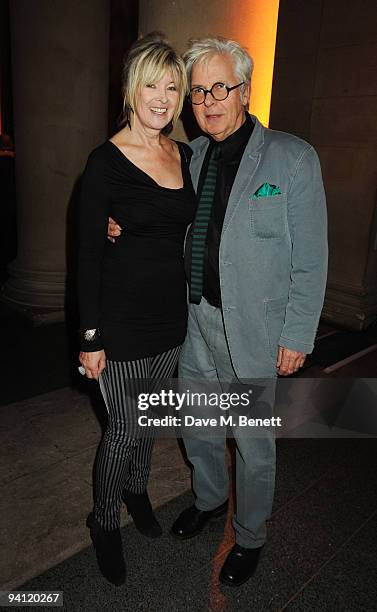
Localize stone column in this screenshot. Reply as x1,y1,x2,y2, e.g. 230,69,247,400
2,0,109,320
270,0,377,330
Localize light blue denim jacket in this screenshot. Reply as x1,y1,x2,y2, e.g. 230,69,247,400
187,114,328,378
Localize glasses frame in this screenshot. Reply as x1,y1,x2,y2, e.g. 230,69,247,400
188,81,245,105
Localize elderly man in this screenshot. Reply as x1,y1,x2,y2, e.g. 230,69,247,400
170,36,327,587
109,36,328,587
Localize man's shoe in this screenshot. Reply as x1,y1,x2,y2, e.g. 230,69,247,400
219,544,262,587
171,501,228,539
86,513,126,586
122,490,162,538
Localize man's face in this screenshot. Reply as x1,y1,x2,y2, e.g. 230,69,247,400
190,53,250,141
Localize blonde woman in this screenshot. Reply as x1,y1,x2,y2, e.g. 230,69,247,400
78,33,197,585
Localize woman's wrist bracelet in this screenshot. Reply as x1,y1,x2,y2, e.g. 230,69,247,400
80,328,101,343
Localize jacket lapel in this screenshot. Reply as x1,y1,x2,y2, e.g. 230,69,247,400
222,115,265,233
188,116,266,232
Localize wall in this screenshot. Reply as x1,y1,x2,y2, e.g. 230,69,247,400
270,0,377,329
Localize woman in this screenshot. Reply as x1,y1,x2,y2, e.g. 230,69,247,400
78,33,197,586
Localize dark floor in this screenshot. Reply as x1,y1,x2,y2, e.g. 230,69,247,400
14,438,377,612
1,302,377,611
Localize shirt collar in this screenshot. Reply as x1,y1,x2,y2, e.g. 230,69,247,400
208,112,254,161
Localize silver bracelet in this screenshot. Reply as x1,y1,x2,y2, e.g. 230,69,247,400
80,328,101,342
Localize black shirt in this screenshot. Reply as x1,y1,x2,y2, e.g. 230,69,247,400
77,140,197,360
197,112,254,307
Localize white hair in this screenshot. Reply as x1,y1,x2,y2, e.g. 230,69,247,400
183,37,254,89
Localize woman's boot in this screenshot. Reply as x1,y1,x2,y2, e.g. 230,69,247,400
123,490,162,538
86,513,126,586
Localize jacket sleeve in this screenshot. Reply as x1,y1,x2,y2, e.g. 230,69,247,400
77,151,109,352
279,145,328,354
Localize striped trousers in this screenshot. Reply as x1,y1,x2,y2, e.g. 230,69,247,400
94,345,181,530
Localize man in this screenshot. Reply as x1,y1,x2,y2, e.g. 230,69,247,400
110,36,328,587
172,36,327,588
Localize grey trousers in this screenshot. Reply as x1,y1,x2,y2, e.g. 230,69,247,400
179,298,276,548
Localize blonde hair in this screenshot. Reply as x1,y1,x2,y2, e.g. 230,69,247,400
121,32,187,130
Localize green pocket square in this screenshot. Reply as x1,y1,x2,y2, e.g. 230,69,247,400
252,182,282,199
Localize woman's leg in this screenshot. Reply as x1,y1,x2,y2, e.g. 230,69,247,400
94,346,181,530
122,344,181,494
94,358,151,530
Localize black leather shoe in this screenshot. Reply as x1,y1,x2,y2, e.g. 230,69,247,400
86,513,126,586
171,501,228,539
219,544,262,587
122,490,162,538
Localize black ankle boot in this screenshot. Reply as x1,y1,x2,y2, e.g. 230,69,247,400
122,490,162,538
86,513,126,586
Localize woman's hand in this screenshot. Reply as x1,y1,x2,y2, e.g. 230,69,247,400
107,216,122,243
79,350,106,380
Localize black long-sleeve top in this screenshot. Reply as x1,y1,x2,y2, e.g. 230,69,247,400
77,140,197,361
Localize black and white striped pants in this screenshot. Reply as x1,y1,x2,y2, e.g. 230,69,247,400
94,344,181,530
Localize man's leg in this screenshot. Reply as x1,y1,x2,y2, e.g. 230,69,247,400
202,309,276,549
218,407,276,586
231,404,276,549
178,301,229,511
205,311,276,585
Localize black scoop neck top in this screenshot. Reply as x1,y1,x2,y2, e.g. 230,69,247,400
78,140,198,360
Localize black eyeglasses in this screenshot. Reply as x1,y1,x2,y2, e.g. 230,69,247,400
188,81,245,105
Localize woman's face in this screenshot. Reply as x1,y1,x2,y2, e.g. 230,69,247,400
133,71,179,132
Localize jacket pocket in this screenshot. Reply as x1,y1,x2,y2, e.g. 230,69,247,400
264,297,287,365
250,195,286,240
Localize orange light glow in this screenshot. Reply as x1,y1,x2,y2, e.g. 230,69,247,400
228,0,280,126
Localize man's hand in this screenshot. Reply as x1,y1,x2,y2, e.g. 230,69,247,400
276,347,306,376
107,216,122,243
79,350,106,379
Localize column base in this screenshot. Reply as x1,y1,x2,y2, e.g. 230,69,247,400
322,283,377,331
1,260,66,324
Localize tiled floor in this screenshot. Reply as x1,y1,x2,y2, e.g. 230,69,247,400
0,387,192,591
3,429,376,611
1,313,376,610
